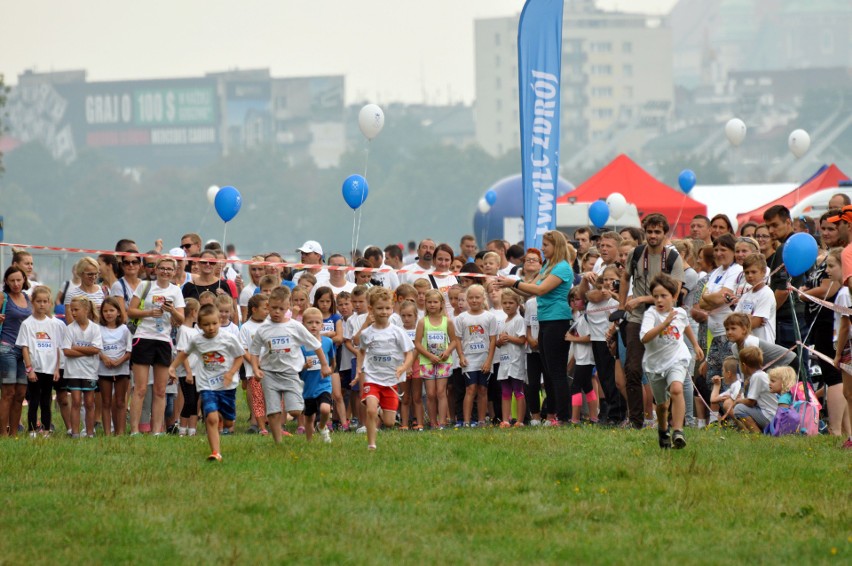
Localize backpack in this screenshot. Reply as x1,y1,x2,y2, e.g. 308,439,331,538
766,401,819,436
629,244,683,305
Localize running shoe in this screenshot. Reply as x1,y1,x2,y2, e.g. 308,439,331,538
207,453,223,462
321,429,332,444
658,428,672,449
672,430,686,450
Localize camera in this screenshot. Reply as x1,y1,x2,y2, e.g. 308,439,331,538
612,280,620,293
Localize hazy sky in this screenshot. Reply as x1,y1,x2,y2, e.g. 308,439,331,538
3,0,677,104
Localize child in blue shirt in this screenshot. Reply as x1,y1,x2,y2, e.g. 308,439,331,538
300,307,336,443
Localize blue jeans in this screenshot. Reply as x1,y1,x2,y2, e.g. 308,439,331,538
0,344,26,385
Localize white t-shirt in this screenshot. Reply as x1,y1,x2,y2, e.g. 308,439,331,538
586,297,618,341
524,298,539,354
454,310,498,371
735,285,776,343
496,314,526,381
98,325,132,376
705,264,743,337
111,278,141,306
717,379,742,401
292,268,330,287
568,315,595,366
360,324,414,386
62,320,103,379
133,282,186,342
238,282,257,308
175,325,202,378
239,318,264,378
745,370,779,422
15,316,64,374
250,319,321,375
400,263,433,286
640,307,691,374
429,273,458,315
342,313,366,370
183,332,245,391
834,288,850,350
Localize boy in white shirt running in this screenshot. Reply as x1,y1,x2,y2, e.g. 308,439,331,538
169,304,244,461
250,288,332,444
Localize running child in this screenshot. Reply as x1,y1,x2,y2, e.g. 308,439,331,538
495,289,526,428
300,307,335,443
250,288,331,444
18,286,63,436
355,287,415,450
398,300,422,429
241,294,269,435
343,285,370,432
175,298,202,437
97,297,132,436
640,274,704,449
455,284,497,426
414,289,458,429
313,286,347,431
62,296,103,438
169,304,244,461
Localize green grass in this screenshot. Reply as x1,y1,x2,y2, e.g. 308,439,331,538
0,424,849,564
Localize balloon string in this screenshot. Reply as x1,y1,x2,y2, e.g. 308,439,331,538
351,211,357,263
351,141,370,259
364,141,371,179
670,192,687,239
198,203,211,235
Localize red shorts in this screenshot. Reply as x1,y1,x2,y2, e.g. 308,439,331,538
361,382,400,412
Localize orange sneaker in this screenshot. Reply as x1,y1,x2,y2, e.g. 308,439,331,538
499,421,511,429
207,452,222,462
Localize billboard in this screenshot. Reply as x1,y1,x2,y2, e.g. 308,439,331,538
7,77,221,167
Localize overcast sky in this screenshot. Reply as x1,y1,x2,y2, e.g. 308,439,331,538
3,0,677,104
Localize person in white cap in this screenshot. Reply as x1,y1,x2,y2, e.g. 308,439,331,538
292,240,330,287
168,247,192,287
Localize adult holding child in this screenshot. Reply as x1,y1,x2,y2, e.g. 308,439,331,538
497,230,574,424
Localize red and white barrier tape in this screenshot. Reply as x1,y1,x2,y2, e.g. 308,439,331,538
788,284,852,316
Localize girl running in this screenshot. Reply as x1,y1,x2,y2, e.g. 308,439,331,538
398,300,423,429
313,286,347,430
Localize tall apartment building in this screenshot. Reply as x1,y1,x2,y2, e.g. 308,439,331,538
475,1,673,157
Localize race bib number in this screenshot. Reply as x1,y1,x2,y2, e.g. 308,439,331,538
371,355,393,365
269,336,291,353
304,354,319,369
208,374,225,387
35,332,52,350
500,352,510,363
467,342,486,353
322,322,335,334
103,343,121,353
426,331,445,349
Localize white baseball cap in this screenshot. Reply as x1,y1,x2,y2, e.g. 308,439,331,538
168,247,187,258
297,240,323,256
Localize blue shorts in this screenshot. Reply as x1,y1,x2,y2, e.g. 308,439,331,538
463,370,490,387
200,389,236,422
65,378,97,392
0,343,26,385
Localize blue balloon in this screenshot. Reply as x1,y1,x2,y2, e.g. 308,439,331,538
588,200,610,228
342,174,369,210
782,233,818,277
485,190,497,206
678,169,696,194
214,185,242,223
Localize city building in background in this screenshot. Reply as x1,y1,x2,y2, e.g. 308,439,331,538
475,0,673,157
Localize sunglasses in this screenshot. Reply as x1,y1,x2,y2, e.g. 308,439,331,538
199,260,215,266
180,243,193,250
122,259,141,266
145,263,156,269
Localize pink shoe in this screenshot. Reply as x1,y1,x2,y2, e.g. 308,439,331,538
280,429,292,437
296,426,305,435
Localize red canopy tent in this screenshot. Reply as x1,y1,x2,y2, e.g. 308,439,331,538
736,164,851,226
557,154,706,236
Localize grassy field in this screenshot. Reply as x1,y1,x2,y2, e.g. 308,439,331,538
0,422,849,565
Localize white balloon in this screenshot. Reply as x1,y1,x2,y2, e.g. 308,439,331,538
206,185,220,205
788,129,810,159
606,192,628,220
358,104,385,140
478,198,491,214
725,118,747,146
